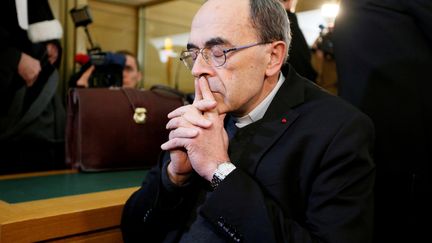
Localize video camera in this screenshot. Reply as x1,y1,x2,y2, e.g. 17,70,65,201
70,6,125,87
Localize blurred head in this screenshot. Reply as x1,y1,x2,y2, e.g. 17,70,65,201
184,0,290,116
116,50,142,88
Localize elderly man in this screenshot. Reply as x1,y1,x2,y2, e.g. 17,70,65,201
121,0,375,242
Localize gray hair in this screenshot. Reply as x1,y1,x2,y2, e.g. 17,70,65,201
249,0,291,63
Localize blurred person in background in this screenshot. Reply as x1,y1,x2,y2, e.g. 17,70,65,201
280,0,317,82
333,0,432,242
0,0,65,174
73,50,142,88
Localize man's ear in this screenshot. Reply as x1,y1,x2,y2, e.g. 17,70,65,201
265,41,287,77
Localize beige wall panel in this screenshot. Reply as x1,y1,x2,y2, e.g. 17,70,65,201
297,0,340,12
48,0,61,19
145,1,201,28
141,0,203,92
85,0,138,53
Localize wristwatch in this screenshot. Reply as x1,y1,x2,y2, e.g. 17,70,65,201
211,162,236,190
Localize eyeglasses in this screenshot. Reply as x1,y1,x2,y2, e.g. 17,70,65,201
180,42,269,70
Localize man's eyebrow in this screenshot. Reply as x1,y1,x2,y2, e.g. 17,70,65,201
205,37,229,47
186,43,198,49
186,37,231,49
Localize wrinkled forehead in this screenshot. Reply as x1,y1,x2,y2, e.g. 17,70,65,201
189,0,257,47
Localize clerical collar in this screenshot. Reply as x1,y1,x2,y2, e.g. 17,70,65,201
234,72,285,128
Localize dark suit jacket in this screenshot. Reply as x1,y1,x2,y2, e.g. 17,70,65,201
121,66,375,243
333,1,432,242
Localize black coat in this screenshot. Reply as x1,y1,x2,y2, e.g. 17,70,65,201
121,66,375,243
333,0,432,242
281,11,317,82
0,0,65,174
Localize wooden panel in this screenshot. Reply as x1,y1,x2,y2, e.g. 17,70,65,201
141,0,201,91
0,187,138,243
144,0,201,28
0,201,17,223
297,0,328,12
0,169,78,180
47,228,123,242
96,0,168,6
76,0,138,54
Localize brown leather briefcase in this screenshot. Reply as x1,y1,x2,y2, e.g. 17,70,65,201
65,87,184,171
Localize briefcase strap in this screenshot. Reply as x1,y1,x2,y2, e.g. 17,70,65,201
121,89,147,124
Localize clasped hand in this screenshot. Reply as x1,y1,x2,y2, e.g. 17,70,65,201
161,77,230,185
18,43,59,87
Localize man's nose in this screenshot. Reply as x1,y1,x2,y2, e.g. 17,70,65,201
191,52,213,78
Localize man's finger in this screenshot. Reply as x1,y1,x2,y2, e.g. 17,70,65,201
193,77,204,104
166,114,212,130
199,77,215,101
161,137,188,151
167,104,213,128
193,99,217,112
168,105,190,119
168,127,199,140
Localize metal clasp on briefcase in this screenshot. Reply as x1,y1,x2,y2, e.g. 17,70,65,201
133,107,147,124
122,89,147,124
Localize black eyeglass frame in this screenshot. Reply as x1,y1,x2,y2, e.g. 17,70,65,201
179,42,269,70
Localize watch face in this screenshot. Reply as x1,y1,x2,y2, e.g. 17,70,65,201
219,163,230,171
217,162,236,177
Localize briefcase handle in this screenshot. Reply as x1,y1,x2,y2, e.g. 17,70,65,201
121,88,148,124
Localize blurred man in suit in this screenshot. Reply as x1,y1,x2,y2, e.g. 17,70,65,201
280,0,317,82
333,0,432,242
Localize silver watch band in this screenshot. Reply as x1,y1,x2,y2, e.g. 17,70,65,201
211,162,236,190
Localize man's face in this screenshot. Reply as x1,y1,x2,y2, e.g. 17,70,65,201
189,0,274,117
122,54,142,88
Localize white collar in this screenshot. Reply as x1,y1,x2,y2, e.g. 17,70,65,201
234,72,285,128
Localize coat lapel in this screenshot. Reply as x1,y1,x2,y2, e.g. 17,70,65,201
236,66,307,174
